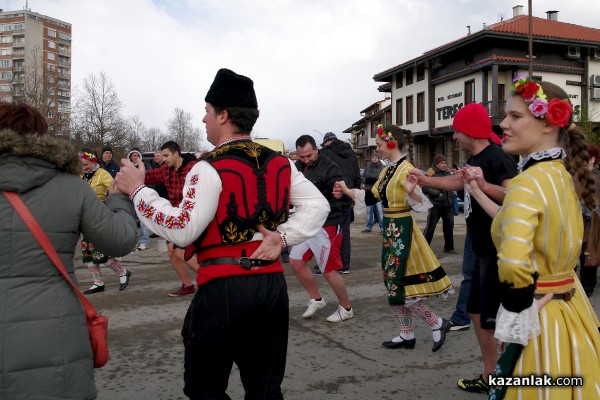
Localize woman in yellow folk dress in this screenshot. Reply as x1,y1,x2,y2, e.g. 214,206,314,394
336,125,453,352
79,148,132,294
465,76,600,400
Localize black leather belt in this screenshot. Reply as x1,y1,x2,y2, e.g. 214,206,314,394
534,288,575,301
200,257,277,270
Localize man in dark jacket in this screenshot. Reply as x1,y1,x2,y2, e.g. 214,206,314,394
290,134,353,323
99,145,120,178
362,152,385,233
320,132,361,273
422,154,455,253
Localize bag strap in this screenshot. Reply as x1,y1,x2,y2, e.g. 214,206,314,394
3,191,98,319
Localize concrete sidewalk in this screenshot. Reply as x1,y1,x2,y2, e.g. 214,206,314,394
78,211,598,399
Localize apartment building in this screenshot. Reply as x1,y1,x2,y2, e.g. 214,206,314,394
0,8,71,134
348,6,600,168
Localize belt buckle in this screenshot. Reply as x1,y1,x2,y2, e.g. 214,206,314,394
238,257,253,270
563,289,574,301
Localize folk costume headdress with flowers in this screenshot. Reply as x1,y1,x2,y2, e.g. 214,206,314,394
79,151,98,163
511,75,573,128
376,124,397,149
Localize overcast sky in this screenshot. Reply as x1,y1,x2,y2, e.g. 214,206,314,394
4,0,599,149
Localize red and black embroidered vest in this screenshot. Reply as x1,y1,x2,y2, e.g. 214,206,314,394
188,140,291,257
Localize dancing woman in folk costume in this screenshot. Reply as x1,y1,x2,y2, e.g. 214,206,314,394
79,148,132,294
464,75,600,399
335,124,454,352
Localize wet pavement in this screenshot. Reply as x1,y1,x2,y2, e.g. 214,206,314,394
77,212,600,399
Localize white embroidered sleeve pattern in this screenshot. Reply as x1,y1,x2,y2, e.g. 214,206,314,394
133,161,221,247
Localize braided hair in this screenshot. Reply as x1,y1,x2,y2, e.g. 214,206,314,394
539,81,599,256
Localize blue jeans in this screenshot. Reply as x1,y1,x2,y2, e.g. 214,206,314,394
450,231,476,325
366,201,384,231
139,223,150,247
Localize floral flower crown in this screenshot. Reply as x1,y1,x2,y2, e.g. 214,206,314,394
79,151,98,163
511,75,573,128
376,124,397,149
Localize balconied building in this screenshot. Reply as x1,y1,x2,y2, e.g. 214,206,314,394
345,95,391,167
0,8,71,135
350,6,600,168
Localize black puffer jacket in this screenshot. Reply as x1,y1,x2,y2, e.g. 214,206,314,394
320,140,361,206
295,154,343,226
422,164,454,207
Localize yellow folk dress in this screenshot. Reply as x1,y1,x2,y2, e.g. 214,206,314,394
374,158,453,304
491,159,600,399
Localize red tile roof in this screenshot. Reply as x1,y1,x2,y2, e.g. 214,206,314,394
489,15,600,42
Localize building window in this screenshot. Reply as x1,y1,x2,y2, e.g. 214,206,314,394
0,35,11,43
0,59,12,68
48,28,57,37
1,24,11,32
48,87,55,95
47,52,55,61
12,23,25,30
48,76,55,84
47,110,54,119
396,98,403,125
417,92,425,122
0,84,11,92
0,48,11,56
395,72,403,89
406,95,414,124
48,64,56,72
1,71,12,80
465,80,475,104
48,40,56,49
48,99,56,107
406,67,414,85
417,65,425,81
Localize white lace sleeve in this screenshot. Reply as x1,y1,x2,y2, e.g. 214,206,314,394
408,186,433,213
493,302,541,346
351,189,366,217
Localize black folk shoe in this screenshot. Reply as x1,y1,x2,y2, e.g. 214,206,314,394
382,338,416,349
432,319,451,352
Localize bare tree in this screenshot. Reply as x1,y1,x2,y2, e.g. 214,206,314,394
72,72,125,149
166,107,203,150
142,127,168,151
122,115,146,150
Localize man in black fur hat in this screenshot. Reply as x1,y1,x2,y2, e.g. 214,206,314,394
115,68,328,399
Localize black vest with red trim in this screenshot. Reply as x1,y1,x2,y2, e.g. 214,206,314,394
186,140,291,260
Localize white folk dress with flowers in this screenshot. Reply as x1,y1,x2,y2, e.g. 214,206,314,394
372,157,453,305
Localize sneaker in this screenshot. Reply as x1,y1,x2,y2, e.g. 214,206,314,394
457,374,489,394
137,243,149,251
169,284,196,297
341,266,349,274
448,320,470,331
326,305,354,323
302,298,326,318
315,270,323,276
361,228,372,233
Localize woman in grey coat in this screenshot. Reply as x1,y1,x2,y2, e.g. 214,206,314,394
0,103,138,399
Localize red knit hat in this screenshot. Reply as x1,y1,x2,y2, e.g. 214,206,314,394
452,103,501,145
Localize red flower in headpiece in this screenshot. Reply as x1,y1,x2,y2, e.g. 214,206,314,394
546,98,572,128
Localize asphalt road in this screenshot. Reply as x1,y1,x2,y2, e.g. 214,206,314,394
77,212,600,399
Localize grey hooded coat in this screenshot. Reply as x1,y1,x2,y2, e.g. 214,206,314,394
0,129,137,399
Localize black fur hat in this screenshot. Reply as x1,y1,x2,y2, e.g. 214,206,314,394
205,68,258,108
